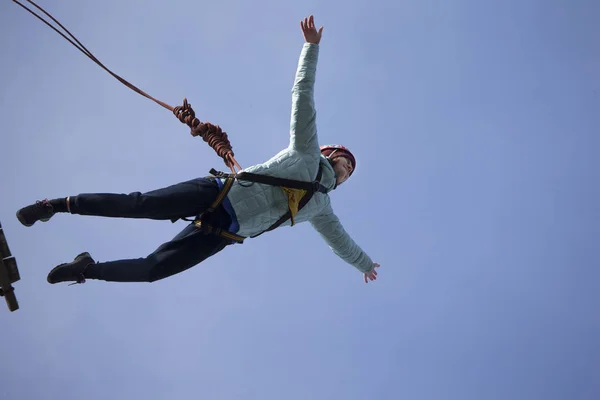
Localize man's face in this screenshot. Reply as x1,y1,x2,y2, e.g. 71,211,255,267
333,156,354,185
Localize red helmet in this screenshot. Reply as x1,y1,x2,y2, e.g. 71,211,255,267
320,144,356,174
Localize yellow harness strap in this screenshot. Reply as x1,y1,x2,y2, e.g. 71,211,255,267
193,220,245,243
280,187,308,226
209,177,234,211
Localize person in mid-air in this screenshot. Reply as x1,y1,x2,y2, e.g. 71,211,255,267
16,15,380,286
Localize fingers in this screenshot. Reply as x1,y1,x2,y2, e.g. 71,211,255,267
301,16,310,30
364,272,377,283
364,263,381,283
300,15,319,32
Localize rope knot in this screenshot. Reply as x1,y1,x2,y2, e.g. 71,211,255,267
174,98,241,173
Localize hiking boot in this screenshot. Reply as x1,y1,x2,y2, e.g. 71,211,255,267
16,199,56,227
47,252,95,285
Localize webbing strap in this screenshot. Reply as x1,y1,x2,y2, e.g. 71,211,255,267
209,167,329,194
193,220,245,243
208,176,234,212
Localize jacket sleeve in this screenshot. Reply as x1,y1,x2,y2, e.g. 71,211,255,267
289,43,320,154
309,201,374,274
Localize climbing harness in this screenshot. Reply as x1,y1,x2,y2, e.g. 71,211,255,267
11,0,242,174
11,1,334,242
187,165,328,243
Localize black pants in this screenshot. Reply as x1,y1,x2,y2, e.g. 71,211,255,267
68,177,234,282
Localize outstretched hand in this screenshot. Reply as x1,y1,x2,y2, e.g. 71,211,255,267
300,15,324,44
364,263,381,283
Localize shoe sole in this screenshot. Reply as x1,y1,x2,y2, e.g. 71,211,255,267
16,211,51,227
16,211,33,227
47,252,93,284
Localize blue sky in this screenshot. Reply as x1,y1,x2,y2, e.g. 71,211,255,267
1,0,599,399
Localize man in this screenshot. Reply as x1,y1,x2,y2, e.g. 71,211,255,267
16,15,380,286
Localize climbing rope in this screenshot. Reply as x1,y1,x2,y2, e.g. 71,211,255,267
11,0,243,174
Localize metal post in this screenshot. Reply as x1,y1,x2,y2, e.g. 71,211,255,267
0,222,20,312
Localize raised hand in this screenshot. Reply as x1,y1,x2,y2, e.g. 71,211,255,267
300,15,324,44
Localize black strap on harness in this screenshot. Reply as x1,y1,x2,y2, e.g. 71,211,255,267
209,167,328,194
188,164,327,243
